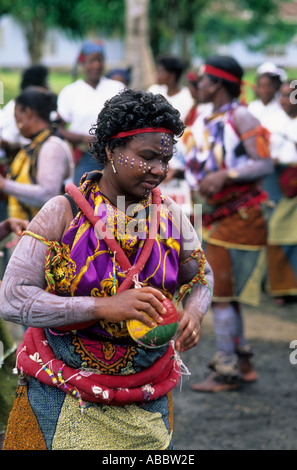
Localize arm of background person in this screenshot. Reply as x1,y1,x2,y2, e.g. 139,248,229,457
228,104,275,181
0,138,73,207
199,106,274,197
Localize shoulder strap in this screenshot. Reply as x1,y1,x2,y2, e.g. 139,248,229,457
65,182,162,292
63,193,79,218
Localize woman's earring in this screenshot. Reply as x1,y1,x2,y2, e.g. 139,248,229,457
111,159,117,173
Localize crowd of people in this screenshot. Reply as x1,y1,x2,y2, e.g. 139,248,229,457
0,38,296,450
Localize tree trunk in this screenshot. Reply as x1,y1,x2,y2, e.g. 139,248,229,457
17,15,46,64
124,0,156,90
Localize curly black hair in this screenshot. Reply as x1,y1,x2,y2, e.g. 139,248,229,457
90,88,185,168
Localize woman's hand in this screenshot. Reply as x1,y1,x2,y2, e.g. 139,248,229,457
175,308,203,352
95,286,168,327
6,217,29,236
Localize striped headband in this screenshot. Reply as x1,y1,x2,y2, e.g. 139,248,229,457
109,127,174,140
202,64,242,85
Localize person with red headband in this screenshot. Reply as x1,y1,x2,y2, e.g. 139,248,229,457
182,55,274,392
0,88,213,450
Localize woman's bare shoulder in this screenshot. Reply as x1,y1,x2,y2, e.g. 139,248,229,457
233,105,260,134
27,195,75,242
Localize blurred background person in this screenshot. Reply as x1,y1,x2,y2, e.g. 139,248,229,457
182,55,274,392
0,65,50,223
57,40,124,185
263,80,297,305
0,64,50,162
0,87,74,221
148,54,194,122
248,62,286,124
185,70,213,126
106,66,132,87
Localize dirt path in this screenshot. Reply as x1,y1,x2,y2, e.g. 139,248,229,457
172,293,297,450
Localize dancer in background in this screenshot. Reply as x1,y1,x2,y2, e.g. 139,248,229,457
248,62,286,204
183,55,273,392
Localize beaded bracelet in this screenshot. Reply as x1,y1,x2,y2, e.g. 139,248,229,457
176,248,212,304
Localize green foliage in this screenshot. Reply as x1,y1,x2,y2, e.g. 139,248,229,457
0,0,125,37
148,0,297,58
149,0,207,54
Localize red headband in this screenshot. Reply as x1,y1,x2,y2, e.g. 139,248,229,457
109,127,173,140
202,65,242,85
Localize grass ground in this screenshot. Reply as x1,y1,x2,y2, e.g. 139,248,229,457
0,68,74,105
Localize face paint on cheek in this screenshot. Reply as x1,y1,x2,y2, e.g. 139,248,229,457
159,133,171,178
160,161,169,177
138,161,151,173
117,153,131,167
160,133,171,156
117,153,152,174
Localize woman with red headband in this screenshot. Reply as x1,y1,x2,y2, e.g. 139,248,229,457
0,89,213,450
183,55,274,392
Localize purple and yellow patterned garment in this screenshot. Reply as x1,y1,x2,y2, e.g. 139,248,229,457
53,171,182,339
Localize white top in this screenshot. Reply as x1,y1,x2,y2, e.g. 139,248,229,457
147,84,195,122
262,109,297,164
1,99,30,145
248,98,282,124
57,78,125,135
3,135,74,207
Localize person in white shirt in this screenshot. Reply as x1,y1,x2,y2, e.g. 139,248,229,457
1,65,50,157
248,62,286,124
0,88,74,221
248,62,287,204
264,81,297,305
57,40,124,185
148,55,194,123
148,56,195,208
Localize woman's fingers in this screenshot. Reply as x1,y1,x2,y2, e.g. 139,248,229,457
175,310,202,352
132,289,167,326
112,286,168,327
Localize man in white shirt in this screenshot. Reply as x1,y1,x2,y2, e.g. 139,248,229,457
57,40,124,185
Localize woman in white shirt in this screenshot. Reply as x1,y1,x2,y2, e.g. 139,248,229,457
148,55,194,122
248,62,285,124
264,81,297,304
0,87,74,221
